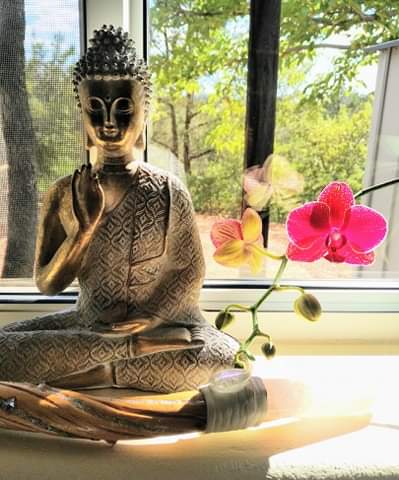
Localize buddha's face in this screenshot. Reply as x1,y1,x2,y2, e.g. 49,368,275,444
79,78,145,157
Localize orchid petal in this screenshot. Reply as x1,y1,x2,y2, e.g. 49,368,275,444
318,182,354,228
244,184,273,211
286,201,330,248
213,239,246,268
325,242,375,265
210,219,243,248
242,208,262,243
342,205,388,252
246,244,265,273
244,155,273,186
287,237,327,262
243,174,261,193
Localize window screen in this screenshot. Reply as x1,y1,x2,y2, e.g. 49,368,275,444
0,0,83,279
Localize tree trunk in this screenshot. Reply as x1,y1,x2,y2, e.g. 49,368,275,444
0,0,38,277
244,0,281,246
183,92,194,174
168,102,179,158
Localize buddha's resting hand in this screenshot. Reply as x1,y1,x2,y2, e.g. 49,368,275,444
94,321,205,357
72,162,105,233
93,313,164,335
134,325,206,357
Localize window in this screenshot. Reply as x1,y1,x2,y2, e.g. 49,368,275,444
0,0,398,324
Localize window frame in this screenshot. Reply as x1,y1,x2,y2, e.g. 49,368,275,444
0,0,398,349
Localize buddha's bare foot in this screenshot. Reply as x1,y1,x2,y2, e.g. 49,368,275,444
49,363,114,390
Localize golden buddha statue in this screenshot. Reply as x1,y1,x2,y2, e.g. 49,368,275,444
0,25,237,392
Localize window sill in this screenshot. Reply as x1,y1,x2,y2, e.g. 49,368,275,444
0,289,398,352
0,355,398,479
0,280,399,312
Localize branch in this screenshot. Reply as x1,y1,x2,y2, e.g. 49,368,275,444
310,13,377,26
189,148,215,161
188,121,209,131
152,138,177,154
188,110,201,121
158,97,174,108
177,7,248,18
282,43,352,56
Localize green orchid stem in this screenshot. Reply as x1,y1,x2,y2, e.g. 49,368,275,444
259,249,286,261
234,256,289,365
252,256,288,311
243,328,270,347
354,177,399,199
275,285,305,295
251,308,259,333
225,304,251,313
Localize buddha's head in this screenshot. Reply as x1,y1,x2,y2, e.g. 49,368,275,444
73,25,151,158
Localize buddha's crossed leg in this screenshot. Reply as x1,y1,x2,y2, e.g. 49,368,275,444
2,309,85,332
0,314,237,391
0,327,134,383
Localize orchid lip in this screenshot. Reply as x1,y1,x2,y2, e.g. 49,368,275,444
325,231,347,252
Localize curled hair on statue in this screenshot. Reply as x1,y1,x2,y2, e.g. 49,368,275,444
72,25,152,114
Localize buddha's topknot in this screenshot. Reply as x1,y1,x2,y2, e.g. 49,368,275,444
73,25,151,113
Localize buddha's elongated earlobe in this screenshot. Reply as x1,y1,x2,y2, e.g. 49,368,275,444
85,132,94,151
135,131,146,150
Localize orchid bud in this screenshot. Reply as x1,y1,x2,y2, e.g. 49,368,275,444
294,293,322,322
261,342,276,359
215,310,235,330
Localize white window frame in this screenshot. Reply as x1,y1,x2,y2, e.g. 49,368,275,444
0,0,398,350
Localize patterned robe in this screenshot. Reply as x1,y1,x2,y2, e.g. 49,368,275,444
0,163,237,392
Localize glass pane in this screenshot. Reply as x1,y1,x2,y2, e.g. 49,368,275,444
274,2,399,281
0,0,83,280
148,0,249,279
149,1,399,282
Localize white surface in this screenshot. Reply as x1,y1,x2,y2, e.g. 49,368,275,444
0,356,398,480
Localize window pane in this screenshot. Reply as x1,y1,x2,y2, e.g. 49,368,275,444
274,3,399,281
148,0,249,279
149,1,399,282
0,0,83,279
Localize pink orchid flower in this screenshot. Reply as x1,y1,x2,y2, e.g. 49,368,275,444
211,208,265,273
286,182,388,265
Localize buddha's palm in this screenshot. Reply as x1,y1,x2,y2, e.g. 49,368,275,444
72,163,105,232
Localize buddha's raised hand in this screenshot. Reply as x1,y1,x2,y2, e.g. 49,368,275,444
72,162,105,233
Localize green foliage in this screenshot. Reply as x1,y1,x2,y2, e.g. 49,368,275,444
274,95,372,213
149,0,390,222
26,35,82,194
280,0,399,102
188,154,242,216
150,0,248,174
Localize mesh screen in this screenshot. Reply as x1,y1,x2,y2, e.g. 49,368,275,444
0,0,83,279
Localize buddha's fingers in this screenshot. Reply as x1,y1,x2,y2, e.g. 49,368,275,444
93,315,163,335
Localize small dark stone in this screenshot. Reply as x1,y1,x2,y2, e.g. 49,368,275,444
0,397,16,412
